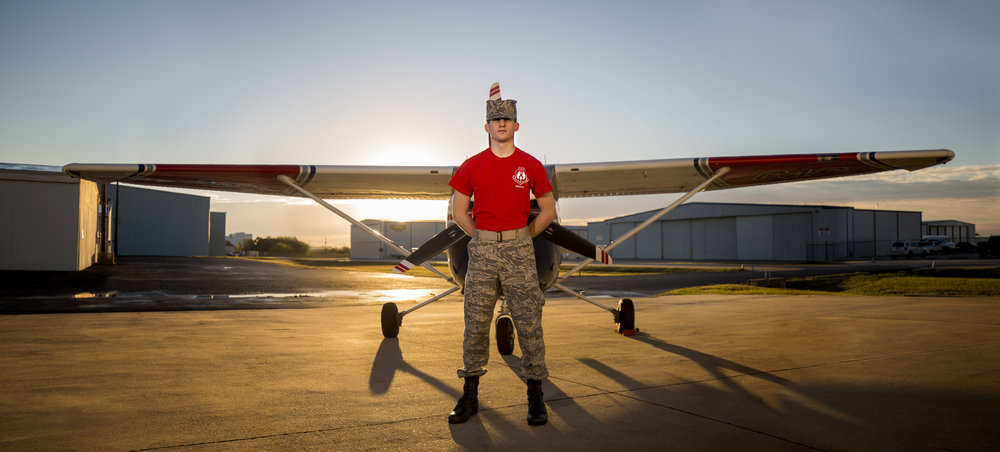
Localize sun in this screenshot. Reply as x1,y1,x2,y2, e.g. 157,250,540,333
359,144,453,167
336,144,453,222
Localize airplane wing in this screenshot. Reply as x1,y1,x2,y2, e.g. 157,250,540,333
551,149,955,198
63,149,953,199
62,163,456,199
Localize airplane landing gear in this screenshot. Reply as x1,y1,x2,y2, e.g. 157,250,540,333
495,316,515,355
552,284,638,336
381,302,401,338
547,168,730,338
615,298,635,336
378,286,461,338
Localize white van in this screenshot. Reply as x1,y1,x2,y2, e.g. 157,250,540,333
890,240,926,258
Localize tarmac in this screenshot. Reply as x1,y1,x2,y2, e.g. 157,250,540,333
2,258,999,451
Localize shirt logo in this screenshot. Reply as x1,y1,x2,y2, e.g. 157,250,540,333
512,167,528,187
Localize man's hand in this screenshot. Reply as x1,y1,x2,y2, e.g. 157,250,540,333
529,192,556,237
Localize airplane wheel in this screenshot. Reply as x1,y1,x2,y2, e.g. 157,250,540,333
495,316,515,355
616,298,635,336
381,302,400,338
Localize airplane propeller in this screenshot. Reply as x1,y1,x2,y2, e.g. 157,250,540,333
539,221,612,265
393,218,610,274
393,223,468,273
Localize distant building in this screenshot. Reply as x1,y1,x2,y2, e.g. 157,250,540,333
226,232,253,249
588,202,922,262
351,220,445,260
0,164,99,270
110,185,224,257
209,212,227,257
347,203,937,263
2,164,233,269
922,220,975,243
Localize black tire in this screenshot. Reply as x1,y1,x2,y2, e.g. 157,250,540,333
616,298,635,335
495,316,515,355
381,302,399,338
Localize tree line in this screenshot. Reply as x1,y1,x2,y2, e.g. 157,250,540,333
238,236,309,256
237,236,348,257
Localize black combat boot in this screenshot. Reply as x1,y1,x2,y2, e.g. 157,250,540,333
526,379,548,426
448,376,479,424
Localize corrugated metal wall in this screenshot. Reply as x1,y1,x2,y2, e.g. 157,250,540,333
662,221,691,260
736,215,773,260
209,212,227,256
0,170,99,270
350,220,386,259
588,203,921,262
113,186,210,256
773,213,811,261
346,203,927,263
350,220,445,260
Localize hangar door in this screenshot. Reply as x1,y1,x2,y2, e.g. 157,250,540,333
636,221,662,259
115,186,209,256
736,216,773,260
691,218,737,260
609,222,637,259
773,213,811,261
662,221,692,260
352,220,386,259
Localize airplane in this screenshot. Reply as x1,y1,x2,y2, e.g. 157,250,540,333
63,147,954,355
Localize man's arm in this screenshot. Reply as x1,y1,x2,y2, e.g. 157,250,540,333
452,192,476,237
528,191,556,237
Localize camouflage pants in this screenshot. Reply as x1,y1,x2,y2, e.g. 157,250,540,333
457,235,548,380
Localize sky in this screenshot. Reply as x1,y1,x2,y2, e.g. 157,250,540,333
1,0,998,246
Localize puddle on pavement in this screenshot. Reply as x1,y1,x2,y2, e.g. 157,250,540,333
59,289,446,303
45,289,644,305
227,289,443,301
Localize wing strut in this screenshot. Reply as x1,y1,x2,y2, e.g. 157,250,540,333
551,167,732,333
557,166,731,284
277,175,460,337
277,175,456,285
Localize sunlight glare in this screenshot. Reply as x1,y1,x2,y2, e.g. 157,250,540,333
334,199,449,223
360,143,452,167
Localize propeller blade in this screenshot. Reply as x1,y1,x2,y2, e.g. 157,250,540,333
393,223,468,273
540,221,612,264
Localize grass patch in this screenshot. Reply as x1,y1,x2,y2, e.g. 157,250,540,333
665,284,831,296
664,267,1000,297
240,257,1000,297
789,271,1000,296
562,264,734,276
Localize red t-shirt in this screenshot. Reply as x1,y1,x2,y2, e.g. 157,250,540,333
449,147,553,232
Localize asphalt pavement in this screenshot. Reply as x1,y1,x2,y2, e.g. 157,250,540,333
1,257,998,450
0,255,990,313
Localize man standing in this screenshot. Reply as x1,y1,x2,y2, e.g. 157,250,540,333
447,83,556,426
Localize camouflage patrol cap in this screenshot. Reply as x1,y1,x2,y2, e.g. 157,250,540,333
486,99,517,122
